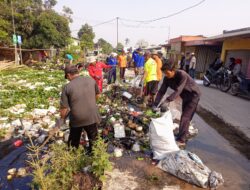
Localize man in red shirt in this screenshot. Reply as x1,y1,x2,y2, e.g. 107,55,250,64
88,56,111,92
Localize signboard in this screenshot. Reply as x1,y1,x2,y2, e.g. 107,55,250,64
17,35,22,45
12,34,17,44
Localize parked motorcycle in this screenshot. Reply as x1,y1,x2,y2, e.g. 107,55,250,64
203,66,231,92
219,67,232,92
230,75,250,97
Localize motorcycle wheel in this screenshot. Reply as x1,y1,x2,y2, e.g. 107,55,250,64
220,77,231,92
230,83,239,96
203,76,210,87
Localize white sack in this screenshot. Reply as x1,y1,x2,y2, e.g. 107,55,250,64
149,111,180,160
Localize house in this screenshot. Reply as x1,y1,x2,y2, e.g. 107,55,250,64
184,39,222,75
168,35,206,65
206,27,250,78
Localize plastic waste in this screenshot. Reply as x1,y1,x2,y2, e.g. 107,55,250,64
114,123,125,138
17,168,27,177
14,140,23,147
158,150,224,188
37,134,47,144
132,142,140,152
122,91,132,99
114,148,123,157
8,168,17,175
149,111,180,160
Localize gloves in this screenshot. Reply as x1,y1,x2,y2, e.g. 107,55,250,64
160,102,169,113
152,105,159,113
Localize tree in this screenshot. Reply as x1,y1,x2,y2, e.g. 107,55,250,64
97,38,113,54
44,0,57,9
0,0,71,48
78,24,95,51
26,10,71,48
136,39,149,48
116,42,124,50
62,6,73,23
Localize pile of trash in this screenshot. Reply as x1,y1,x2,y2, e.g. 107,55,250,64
98,83,223,189
0,105,60,143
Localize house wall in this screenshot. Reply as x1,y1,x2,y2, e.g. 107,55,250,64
221,38,250,61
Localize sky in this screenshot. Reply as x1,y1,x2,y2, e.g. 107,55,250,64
55,0,250,47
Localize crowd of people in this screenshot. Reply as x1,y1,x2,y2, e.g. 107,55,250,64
58,48,202,151
178,52,197,79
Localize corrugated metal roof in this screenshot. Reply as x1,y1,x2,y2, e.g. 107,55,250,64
206,29,250,41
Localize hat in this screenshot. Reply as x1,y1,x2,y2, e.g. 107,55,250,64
144,50,151,56
235,59,242,64
136,47,142,52
87,56,97,63
157,51,163,56
151,50,158,55
64,65,78,79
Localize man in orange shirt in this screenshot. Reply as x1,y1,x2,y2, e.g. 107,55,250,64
118,50,127,82
152,50,163,88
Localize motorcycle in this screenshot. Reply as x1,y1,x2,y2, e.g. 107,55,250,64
230,75,250,97
219,67,232,92
203,66,231,92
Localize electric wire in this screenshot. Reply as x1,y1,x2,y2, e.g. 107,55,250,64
120,0,206,23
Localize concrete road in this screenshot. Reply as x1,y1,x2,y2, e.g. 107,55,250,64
196,82,250,141
188,114,250,190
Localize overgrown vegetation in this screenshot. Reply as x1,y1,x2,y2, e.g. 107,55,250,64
91,135,113,182
0,67,65,119
27,136,112,189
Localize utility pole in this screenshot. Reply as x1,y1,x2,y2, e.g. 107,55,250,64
11,0,18,65
168,26,170,44
116,17,119,49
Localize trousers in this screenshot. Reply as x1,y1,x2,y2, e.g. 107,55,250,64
108,67,116,84
120,67,126,80
95,79,103,92
68,123,98,152
177,96,199,142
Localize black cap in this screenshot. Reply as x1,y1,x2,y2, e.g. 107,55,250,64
64,65,78,79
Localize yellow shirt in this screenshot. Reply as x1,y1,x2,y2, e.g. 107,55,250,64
144,58,157,83
154,56,163,81
118,55,127,68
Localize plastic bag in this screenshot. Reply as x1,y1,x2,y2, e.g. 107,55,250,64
130,75,142,88
149,111,180,160
157,150,224,188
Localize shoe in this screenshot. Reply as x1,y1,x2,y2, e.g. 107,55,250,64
151,159,159,166
176,141,186,148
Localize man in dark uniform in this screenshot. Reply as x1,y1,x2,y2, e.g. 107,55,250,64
153,61,201,146
60,65,101,152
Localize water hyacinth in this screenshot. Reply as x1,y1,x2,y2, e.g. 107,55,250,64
0,67,66,140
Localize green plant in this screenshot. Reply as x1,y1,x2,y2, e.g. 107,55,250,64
27,142,89,190
0,128,6,140
91,135,112,182
147,174,159,182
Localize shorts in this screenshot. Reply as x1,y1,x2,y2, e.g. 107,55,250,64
145,80,158,96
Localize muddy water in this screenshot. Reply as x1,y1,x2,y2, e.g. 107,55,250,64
188,114,250,190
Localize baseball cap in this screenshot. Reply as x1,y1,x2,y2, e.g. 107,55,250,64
64,65,78,79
